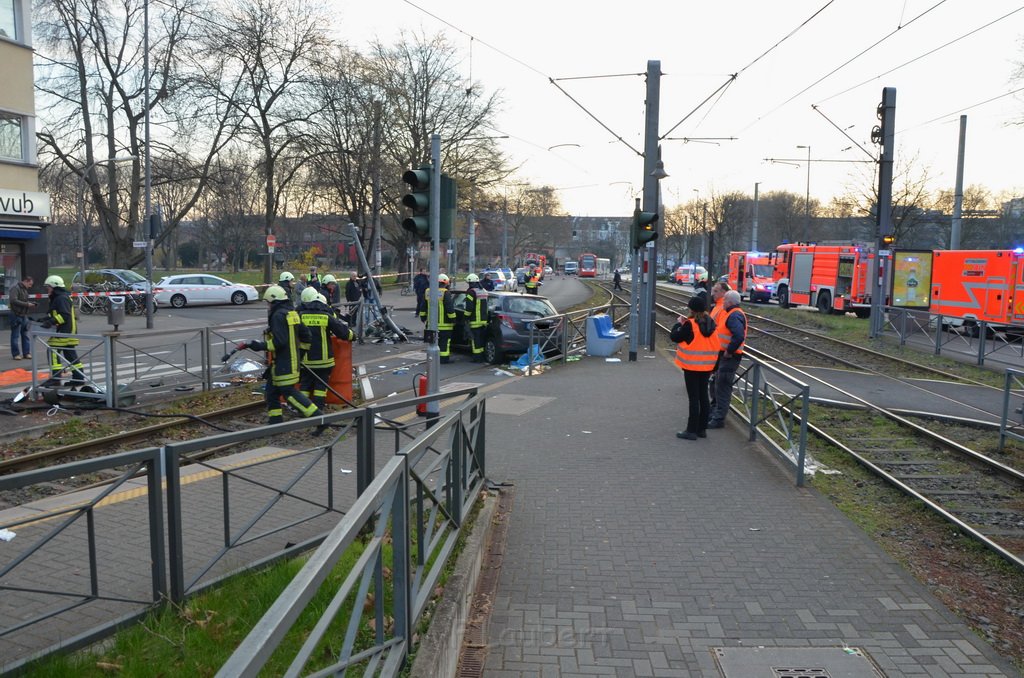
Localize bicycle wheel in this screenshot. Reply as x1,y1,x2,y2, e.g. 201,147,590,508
78,296,94,315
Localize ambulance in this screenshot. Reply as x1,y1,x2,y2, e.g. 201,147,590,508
771,243,877,316
727,251,775,302
922,249,1024,333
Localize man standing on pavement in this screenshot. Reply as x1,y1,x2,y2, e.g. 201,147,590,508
709,281,729,324
8,275,35,360
413,269,429,309
524,265,540,295
41,275,86,385
707,290,746,429
237,285,321,424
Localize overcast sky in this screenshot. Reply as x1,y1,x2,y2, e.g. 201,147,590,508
327,0,1024,217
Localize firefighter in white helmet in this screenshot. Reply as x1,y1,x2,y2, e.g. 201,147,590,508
40,275,86,386
463,273,489,362
297,285,354,409
418,273,456,363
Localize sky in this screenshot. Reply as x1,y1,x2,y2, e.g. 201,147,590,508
326,0,1024,217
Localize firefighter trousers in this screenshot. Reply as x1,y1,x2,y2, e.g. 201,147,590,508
265,381,319,424
300,365,333,409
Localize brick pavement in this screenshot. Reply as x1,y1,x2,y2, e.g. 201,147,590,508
480,352,1021,677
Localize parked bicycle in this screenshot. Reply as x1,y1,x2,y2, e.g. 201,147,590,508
76,283,112,315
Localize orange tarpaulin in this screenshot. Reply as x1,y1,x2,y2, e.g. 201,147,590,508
0,368,49,387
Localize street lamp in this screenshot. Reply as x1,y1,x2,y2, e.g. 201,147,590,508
797,145,811,243
77,156,136,287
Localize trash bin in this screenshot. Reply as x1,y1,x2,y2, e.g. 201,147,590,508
325,337,353,405
108,295,125,328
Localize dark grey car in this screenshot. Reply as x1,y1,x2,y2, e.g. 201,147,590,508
449,290,562,364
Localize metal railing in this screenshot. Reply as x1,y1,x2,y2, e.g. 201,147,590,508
999,368,1024,451
881,306,1024,367
519,301,630,371
0,387,483,673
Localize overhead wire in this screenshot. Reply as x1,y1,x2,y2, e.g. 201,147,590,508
909,86,1024,129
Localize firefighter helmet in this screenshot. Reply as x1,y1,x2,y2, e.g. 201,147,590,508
279,271,295,282
322,274,337,284
264,285,289,302
466,273,480,283
438,273,450,286
44,275,65,288
317,294,328,304
300,286,319,303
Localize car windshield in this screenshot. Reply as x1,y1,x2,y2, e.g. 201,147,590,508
118,270,147,283
750,264,773,278
505,297,556,317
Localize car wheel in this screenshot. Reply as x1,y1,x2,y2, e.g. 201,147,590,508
485,338,504,365
170,294,187,309
231,291,247,305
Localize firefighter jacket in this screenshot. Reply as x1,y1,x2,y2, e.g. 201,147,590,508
418,288,456,330
464,286,489,328
45,287,79,348
250,300,309,386
299,299,354,369
716,306,747,355
672,314,718,372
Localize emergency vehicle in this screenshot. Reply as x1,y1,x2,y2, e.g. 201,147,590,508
727,251,775,302
523,252,547,279
922,249,1024,333
770,243,876,317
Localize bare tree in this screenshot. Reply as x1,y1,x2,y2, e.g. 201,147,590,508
34,0,235,268
840,151,933,245
931,184,994,248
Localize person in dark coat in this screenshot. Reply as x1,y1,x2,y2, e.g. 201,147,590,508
297,286,354,409
669,295,718,440
41,275,86,385
413,269,430,308
613,269,623,291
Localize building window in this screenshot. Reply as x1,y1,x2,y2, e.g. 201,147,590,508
0,114,23,162
0,0,16,41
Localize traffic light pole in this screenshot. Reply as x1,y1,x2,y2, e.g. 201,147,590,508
643,61,662,351
628,197,641,362
870,87,896,339
426,135,442,418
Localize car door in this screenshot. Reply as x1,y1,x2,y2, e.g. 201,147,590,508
201,276,228,303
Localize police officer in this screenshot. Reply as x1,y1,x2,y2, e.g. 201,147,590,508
297,286,354,409
463,273,489,362
278,271,296,302
418,273,456,363
524,266,540,295
238,285,321,424
707,290,747,429
41,275,86,386
308,265,323,292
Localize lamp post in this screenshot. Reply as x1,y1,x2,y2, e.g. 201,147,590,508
797,145,811,242
752,182,760,251
77,156,136,287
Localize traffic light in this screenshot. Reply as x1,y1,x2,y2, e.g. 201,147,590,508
440,174,456,241
632,208,659,249
882,234,895,246
401,165,432,240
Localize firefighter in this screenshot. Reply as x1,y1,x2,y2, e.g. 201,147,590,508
278,271,296,302
524,266,541,295
237,285,321,424
297,286,354,409
670,295,718,440
418,273,456,363
707,290,747,429
463,273,489,362
321,274,341,306
40,275,86,386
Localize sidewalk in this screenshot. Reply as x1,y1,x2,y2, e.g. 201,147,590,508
479,351,1020,677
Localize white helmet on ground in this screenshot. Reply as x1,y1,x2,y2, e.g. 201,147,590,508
44,275,65,288
264,285,289,302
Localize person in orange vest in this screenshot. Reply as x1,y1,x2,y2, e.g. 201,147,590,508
707,280,731,407
524,266,541,294
708,290,747,429
670,295,718,440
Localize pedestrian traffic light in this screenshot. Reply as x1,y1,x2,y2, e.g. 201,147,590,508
632,208,659,249
402,165,432,240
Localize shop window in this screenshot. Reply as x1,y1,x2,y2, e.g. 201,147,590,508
0,251,23,311
0,0,17,41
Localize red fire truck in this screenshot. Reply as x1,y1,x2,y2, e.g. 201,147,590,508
770,243,877,317
727,251,775,303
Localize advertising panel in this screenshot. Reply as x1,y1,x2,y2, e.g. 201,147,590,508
891,250,932,308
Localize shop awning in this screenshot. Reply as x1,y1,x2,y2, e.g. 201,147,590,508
0,222,45,239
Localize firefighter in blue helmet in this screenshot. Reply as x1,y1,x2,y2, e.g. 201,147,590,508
298,286,354,409
237,285,321,424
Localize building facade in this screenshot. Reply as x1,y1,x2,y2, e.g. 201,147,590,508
0,0,48,326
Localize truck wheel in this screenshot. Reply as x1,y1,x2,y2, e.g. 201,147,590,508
778,287,790,309
816,291,832,315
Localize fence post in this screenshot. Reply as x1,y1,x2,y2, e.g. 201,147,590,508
450,418,464,525
899,308,907,347
164,446,186,603
796,386,810,487
357,408,375,496
748,363,761,443
977,323,986,366
201,326,211,392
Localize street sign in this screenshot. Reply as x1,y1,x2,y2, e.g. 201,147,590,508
879,249,891,256
132,241,147,248
266,234,276,248
268,246,275,254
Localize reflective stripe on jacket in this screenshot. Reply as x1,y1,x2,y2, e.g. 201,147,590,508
47,288,79,348
265,303,308,386
465,288,489,328
419,289,456,330
716,306,747,354
674,318,719,371
300,300,353,369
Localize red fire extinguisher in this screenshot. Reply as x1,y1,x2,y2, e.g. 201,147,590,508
415,373,428,416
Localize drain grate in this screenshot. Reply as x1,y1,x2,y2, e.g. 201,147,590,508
772,668,832,678
455,487,515,678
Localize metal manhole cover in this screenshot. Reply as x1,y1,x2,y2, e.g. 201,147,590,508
715,647,883,678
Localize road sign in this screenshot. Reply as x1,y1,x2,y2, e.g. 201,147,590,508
266,234,276,248
133,241,147,249
268,246,275,254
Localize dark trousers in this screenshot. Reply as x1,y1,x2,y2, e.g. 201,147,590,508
300,365,333,409
10,314,30,358
265,381,318,424
683,370,712,434
710,353,742,422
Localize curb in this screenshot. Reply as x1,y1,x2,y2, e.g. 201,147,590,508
408,489,500,678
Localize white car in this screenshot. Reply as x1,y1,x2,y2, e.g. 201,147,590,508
154,274,259,308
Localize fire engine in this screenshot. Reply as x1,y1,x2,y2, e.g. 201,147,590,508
770,243,876,317
914,249,1024,333
727,251,775,303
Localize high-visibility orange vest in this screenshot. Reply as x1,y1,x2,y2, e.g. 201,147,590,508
716,306,746,354
709,298,726,324
674,318,719,372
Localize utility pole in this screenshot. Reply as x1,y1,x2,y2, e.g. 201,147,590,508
870,87,896,338
426,135,442,418
951,115,967,250
751,182,760,251
641,60,663,352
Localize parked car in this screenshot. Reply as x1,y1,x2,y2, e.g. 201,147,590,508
72,268,150,291
154,274,259,308
449,290,562,364
481,269,515,292
499,267,518,292
515,267,530,285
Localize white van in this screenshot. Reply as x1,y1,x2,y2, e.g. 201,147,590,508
564,261,578,275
